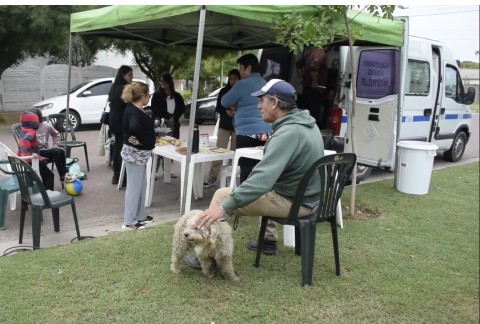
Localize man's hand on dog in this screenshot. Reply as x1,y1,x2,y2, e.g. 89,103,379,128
196,205,223,229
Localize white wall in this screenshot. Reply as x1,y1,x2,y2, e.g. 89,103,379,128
0,63,147,112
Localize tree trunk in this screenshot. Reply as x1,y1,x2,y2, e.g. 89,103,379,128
343,10,358,216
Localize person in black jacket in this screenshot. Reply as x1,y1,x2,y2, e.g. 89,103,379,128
120,82,156,230
108,65,133,185
203,68,241,188
150,72,186,139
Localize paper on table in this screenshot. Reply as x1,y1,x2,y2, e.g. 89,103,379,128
175,147,188,155
200,133,209,147
155,139,170,146
210,148,230,153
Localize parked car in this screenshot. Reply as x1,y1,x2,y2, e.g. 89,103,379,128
33,77,149,131
183,88,221,124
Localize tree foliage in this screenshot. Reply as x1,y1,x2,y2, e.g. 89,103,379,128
175,51,239,92
461,61,480,69
272,5,395,54
113,40,240,92
112,41,197,87
0,5,103,78
47,36,100,67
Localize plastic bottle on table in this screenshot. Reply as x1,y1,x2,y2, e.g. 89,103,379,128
192,124,199,153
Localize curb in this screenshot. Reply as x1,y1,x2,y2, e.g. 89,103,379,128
0,210,180,256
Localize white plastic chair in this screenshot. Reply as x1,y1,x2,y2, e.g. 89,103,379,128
0,141,39,229
208,118,220,148
218,165,240,188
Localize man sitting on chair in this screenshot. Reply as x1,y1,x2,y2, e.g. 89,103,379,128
186,79,324,268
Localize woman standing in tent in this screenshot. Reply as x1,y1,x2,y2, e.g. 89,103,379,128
150,72,186,139
108,65,133,185
120,82,156,229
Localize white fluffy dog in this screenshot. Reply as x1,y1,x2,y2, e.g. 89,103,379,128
170,209,239,281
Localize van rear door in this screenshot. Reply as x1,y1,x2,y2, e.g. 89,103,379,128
343,47,401,170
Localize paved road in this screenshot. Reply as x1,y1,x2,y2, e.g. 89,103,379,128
365,113,479,183
0,120,220,249
0,115,477,251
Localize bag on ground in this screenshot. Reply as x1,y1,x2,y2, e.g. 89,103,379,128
97,123,107,156
65,157,86,181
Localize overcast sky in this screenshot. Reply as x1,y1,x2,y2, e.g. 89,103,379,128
395,5,479,62
95,4,480,67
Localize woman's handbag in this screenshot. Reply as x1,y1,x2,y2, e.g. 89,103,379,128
100,101,109,124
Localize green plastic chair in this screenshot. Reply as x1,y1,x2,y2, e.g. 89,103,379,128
46,113,90,171
8,156,82,249
254,153,356,287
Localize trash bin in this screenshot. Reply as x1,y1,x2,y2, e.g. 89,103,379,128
396,141,438,195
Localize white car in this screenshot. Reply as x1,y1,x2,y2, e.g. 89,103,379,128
33,77,148,131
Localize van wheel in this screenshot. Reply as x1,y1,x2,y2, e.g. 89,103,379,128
346,165,372,186
356,165,372,182
444,131,467,162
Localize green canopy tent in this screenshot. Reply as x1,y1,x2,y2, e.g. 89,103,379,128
68,5,405,215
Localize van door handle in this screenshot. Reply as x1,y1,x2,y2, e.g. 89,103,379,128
423,109,432,116
440,108,446,115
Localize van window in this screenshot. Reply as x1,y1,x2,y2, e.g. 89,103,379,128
444,65,464,103
406,60,430,96
357,49,400,99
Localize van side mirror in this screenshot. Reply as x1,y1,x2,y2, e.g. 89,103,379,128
463,87,476,105
82,90,92,97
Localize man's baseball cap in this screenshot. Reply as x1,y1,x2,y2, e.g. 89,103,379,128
251,79,296,103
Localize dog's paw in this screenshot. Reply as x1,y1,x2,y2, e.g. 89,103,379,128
202,270,215,279
171,264,181,274
224,273,239,281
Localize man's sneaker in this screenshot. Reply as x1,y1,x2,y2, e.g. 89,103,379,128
246,240,279,256
122,223,146,230
139,216,154,224
184,255,218,271
184,255,202,270
203,177,216,188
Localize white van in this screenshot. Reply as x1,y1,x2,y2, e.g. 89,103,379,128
259,30,475,178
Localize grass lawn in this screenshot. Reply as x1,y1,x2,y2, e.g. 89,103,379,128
0,163,478,323
470,103,479,113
